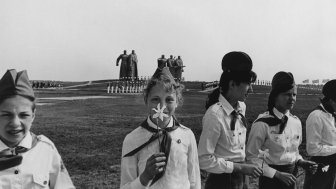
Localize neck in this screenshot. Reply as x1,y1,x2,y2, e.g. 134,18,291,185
223,93,238,109
274,106,289,115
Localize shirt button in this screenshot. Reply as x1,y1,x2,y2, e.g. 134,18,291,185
14,170,19,174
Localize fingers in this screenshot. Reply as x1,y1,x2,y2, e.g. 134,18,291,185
284,174,296,186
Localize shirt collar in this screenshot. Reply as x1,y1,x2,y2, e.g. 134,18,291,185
273,107,290,119
218,94,243,115
147,116,173,129
0,133,32,151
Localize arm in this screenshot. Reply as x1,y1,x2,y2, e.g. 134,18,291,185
49,148,75,189
116,55,122,66
306,112,336,156
120,140,147,189
188,131,201,189
246,122,276,178
198,112,234,173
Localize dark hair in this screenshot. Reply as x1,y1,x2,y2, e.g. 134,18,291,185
205,70,257,109
144,74,184,106
320,96,335,113
0,94,36,111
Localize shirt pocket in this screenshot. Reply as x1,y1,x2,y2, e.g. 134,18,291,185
32,173,49,188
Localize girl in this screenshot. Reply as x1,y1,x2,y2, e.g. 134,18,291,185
304,79,336,189
246,71,317,189
198,51,263,189
0,69,74,188
120,67,201,189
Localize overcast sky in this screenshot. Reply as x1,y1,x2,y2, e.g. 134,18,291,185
1,0,335,83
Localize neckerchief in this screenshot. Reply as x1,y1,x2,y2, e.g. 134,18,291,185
0,133,38,171
255,110,288,134
230,110,248,130
123,117,180,185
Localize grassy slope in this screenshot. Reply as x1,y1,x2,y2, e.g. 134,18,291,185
31,86,322,188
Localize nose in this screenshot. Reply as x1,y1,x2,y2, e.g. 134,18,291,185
10,115,21,127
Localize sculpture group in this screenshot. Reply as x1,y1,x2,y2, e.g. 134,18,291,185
116,50,138,81
116,51,185,81
157,55,184,81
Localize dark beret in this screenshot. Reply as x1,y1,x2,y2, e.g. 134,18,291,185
221,51,253,72
322,79,336,101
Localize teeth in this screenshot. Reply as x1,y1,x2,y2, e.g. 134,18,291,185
8,130,22,135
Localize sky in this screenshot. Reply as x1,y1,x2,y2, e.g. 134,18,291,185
0,0,335,83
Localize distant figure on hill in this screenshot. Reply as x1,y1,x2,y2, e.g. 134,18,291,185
128,50,138,81
116,50,129,80
157,55,167,69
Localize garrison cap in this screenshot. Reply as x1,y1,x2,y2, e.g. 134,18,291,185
152,67,175,81
268,71,295,110
271,71,295,92
322,79,336,101
0,69,35,99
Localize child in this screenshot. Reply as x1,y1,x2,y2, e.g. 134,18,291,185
120,67,201,189
198,51,263,189
304,79,336,189
246,71,317,189
0,69,75,188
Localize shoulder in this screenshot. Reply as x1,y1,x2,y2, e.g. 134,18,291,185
123,126,148,144
289,113,300,121
36,135,56,150
253,112,274,125
122,126,152,156
205,102,224,116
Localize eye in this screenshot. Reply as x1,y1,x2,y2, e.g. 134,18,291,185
166,97,175,104
150,97,160,103
19,113,31,118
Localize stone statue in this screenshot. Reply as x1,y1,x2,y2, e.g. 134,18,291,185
167,55,176,78
175,56,184,81
128,50,138,81
116,50,129,80
157,55,167,69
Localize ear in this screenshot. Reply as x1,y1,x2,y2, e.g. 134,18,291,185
228,80,235,89
32,109,36,122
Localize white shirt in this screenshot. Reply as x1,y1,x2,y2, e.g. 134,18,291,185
306,104,336,156
246,108,303,178
0,133,75,189
198,94,247,174
120,117,201,189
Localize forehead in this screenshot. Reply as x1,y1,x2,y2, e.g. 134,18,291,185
278,86,297,95
0,96,34,110
148,83,176,97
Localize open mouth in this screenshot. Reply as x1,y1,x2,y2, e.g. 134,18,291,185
7,130,24,135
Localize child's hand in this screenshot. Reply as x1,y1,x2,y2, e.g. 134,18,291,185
298,160,318,174
274,171,296,186
140,153,166,186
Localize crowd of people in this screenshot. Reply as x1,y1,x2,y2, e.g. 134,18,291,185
1,51,335,189
30,80,64,89
107,80,147,94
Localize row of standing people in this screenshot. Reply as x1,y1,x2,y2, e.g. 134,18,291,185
120,51,336,189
